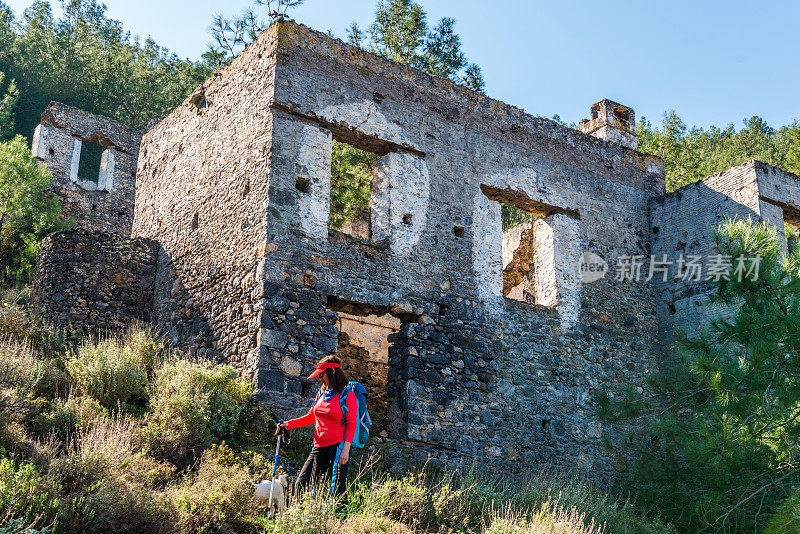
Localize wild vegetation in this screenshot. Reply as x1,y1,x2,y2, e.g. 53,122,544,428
0,303,671,534
0,136,64,285
637,113,800,192
0,0,211,139
599,219,800,532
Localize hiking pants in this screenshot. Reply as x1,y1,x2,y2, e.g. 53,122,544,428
295,442,349,496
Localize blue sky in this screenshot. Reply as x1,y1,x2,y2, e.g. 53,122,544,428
4,0,799,129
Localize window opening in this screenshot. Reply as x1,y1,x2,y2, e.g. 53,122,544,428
481,185,575,306
329,140,380,240
500,212,558,305
78,141,104,183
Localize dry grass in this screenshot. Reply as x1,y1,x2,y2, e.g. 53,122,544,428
336,514,414,534
0,320,672,534
486,513,602,534
265,459,672,534
0,298,31,337
168,445,258,534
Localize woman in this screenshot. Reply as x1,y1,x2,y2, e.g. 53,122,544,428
276,355,356,496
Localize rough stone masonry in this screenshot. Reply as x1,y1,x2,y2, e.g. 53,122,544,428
30,21,800,484
31,102,142,235
32,228,158,331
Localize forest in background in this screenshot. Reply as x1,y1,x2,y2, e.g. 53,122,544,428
1,0,799,192
0,0,210,138
638,113,800,191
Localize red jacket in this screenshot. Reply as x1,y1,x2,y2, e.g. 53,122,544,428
286,390,357,448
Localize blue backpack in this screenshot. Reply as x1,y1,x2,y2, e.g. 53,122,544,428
339,381,371,449
313,381,371,495
312,381,371,448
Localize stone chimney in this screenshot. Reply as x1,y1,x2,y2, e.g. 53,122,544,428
578,99,637,150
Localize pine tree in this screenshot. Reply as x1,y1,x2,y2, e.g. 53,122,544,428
329,142,378,230
0,71,18,141
206,0,304,68
358,0,485,91
787,122,800,176
638,112,795,192
603,218,800,532
1,0,209,137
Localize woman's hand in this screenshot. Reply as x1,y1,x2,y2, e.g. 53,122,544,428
275,421,288,436
338,442,351,466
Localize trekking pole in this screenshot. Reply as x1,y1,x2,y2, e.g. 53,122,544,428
267,422,286,531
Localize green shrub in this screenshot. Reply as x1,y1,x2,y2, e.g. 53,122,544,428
47,417,140,495
764,488,800,534
366,475,429,527
0,448,173,534
0,304,72,401
67,395,110,431
79,478,175,534
31,395,110,442
272,492,340,534
30,398,79,441
0,421,27,459
67,339,148,409
0,136,65,285
0,458,61,532
44,417,176,534
508,472,672,534
486,512,602,534
169,446,255,534
0,339,46,425
344,467,672,534
272,498,413,534
0,518,51,534
145,360,251,466
234,448,274,482
358,470,498,532
337,514,413,534
0,300,30,337
123,327,170,381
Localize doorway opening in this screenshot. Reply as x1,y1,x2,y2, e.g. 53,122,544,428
326,297,401,421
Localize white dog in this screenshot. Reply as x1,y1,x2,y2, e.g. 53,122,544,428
253,473,289,518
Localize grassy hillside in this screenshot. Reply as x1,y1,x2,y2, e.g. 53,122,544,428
0,296,671,534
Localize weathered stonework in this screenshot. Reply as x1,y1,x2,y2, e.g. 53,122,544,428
578,99,637,150
30,21,800,485
31,102,142,235
651,160,800,342
32,229,158,330
130,21,664,483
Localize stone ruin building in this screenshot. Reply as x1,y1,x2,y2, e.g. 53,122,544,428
31,102,141,235
29,21,800,482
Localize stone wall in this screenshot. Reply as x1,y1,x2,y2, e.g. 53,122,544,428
27,19,800,487
31,102,142,235
383,294,658,483
131,28,280,364
578,99,637,150
651,161,800,342
132,20,667,483
751,160,800,248
32,229,158,331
